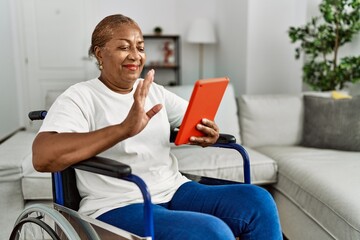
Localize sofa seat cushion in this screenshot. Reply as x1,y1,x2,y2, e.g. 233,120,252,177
22,153,52,200
0,130,53,200
0,131,38,181
171,145,278,185
256,145,360,239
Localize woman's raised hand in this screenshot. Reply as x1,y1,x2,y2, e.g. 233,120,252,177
122,69,163,138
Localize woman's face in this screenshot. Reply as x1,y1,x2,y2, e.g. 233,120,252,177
95,23,146,93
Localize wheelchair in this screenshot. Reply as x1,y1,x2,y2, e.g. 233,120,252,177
9,110,251,240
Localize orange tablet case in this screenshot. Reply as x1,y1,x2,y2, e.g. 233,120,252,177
174,77,229,145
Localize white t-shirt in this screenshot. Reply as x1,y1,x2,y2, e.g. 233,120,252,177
39,78,190,218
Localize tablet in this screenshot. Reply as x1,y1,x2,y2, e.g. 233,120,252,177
174,77,229,145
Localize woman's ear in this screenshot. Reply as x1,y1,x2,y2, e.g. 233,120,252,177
94,46,104,70
94,46,102,62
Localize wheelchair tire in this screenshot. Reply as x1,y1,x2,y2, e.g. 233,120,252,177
10,216,60,240
9,204,81,240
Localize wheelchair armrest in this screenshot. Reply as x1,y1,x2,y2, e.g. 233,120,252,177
71,156,154,238
72,156,131,178
216,134,236,144
170,129,236,144
170,129,251,184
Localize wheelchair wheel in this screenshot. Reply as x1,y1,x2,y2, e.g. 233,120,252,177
10,204,81,240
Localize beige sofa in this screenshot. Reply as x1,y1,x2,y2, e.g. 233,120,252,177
237,94,360,240
1,84,359,239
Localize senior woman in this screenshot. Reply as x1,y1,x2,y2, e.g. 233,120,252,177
32,14,282,240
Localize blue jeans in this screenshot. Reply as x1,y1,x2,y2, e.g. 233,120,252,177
97,181,282,240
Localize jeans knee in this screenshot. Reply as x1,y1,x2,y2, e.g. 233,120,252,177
197,216,234,240
248,186,279,218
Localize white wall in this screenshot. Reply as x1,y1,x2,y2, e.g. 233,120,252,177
0,0,22,141
245,0,306,94
216,0,249,96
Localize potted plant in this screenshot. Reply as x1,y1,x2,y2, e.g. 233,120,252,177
288,0,360,91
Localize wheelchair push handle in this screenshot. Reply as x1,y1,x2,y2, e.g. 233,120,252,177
29,110,47,120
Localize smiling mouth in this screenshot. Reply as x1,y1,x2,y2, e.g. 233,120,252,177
124,64,139,71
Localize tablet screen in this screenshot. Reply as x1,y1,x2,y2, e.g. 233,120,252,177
174,77,229,145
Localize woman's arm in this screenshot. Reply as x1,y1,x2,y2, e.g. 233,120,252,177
33,124,128,172
33,70,162,172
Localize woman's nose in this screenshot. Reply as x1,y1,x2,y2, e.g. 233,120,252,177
128,49,142,60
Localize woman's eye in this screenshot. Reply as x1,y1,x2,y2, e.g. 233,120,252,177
138,47,145,52
119,46,129,50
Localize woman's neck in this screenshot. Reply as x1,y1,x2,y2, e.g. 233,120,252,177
98,75,134,94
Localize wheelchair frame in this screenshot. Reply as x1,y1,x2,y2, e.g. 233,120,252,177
10,111,251,240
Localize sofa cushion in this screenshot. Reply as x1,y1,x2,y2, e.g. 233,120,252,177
22,153,52,200
166,84,241,143
256,145,360,239
5,131,53,200
238,95,303,148
302,95,360,151
0,130,52,200
171,145,277,185
0,131,37,181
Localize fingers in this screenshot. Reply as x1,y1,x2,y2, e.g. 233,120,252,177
189,118,219,147
133,69,162,118
141,69,155,97
134,69,155,105
196,118,219,137
147,104,163,119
